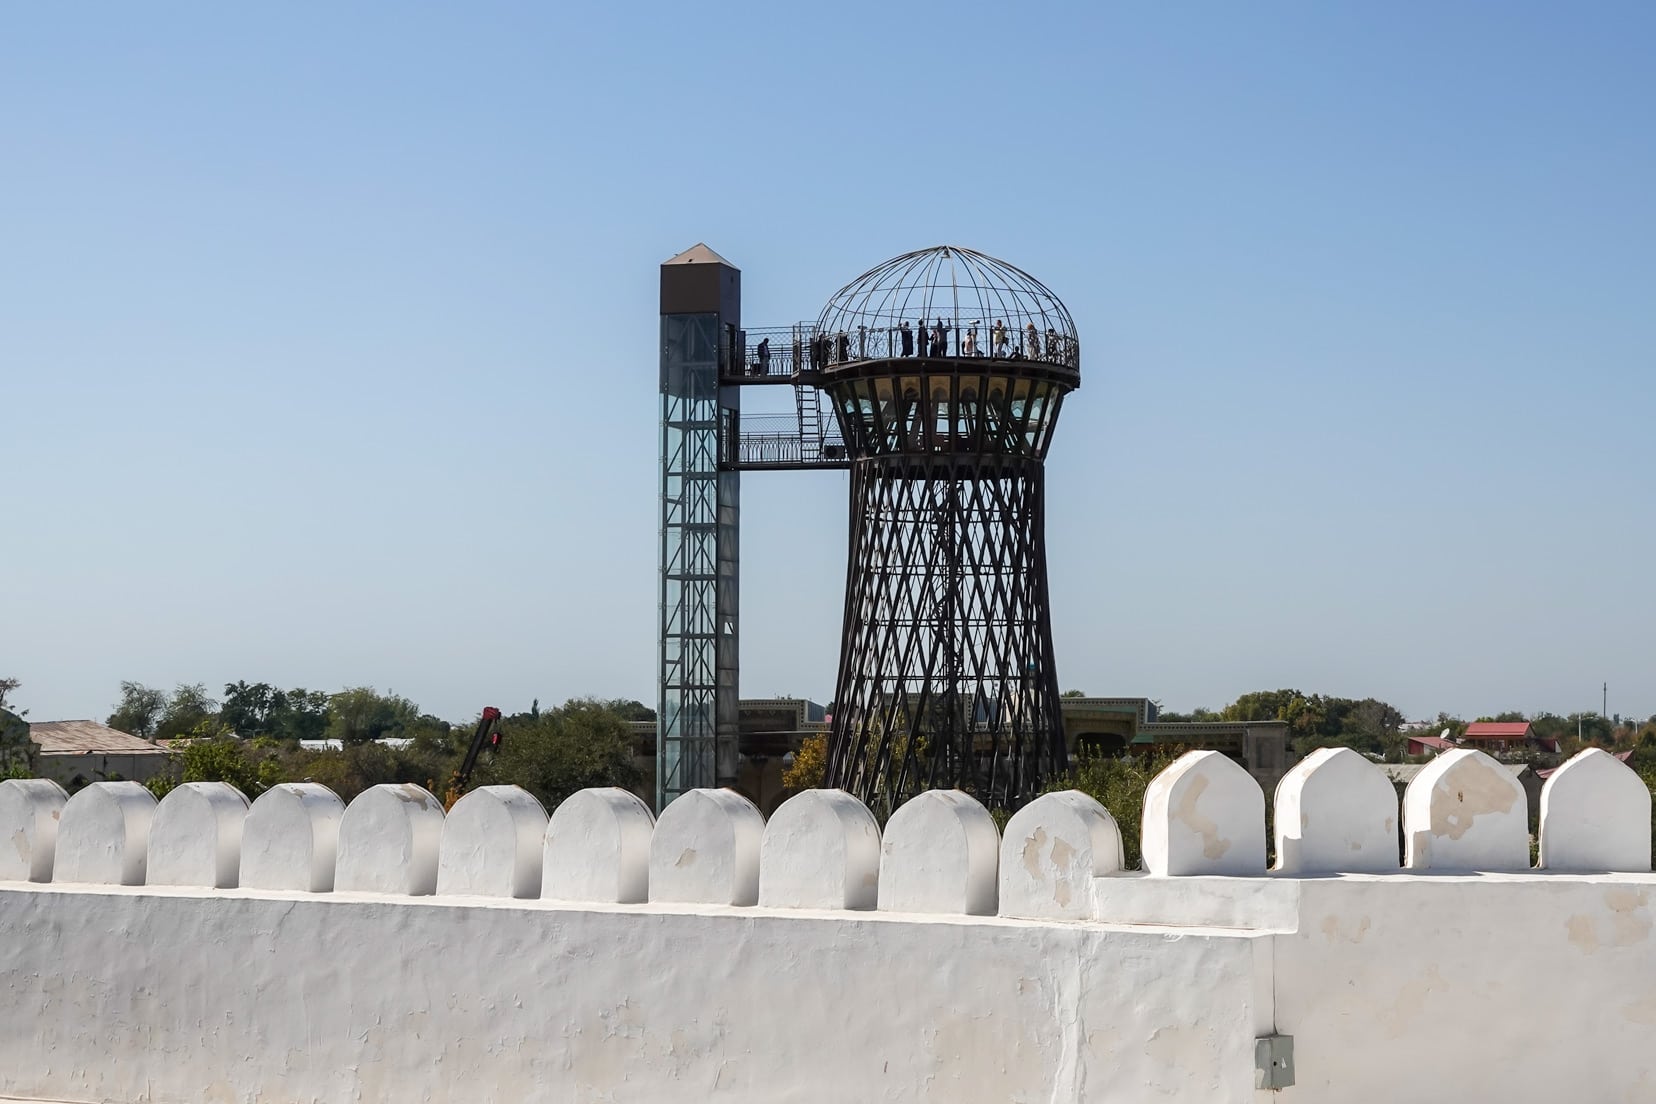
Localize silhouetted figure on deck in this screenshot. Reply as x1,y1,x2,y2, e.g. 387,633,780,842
900,321,914,357
756,337,770,375
837,332,851,363
930,320,946,358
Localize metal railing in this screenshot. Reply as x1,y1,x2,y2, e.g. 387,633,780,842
730,411,847,468
806,321,1079,371
731,320,1080,379
728,325,816,381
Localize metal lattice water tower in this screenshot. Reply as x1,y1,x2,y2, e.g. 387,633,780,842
816,246,1080,813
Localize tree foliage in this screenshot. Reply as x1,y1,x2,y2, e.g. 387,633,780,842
156,683,218,742
1203,687,1408,757
326,687,420,746
475,698,644,809
108,681,168,740
220,681,329,742
1,706,37,778
782,733,828,791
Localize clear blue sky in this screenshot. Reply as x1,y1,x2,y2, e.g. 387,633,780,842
5,3,1654,725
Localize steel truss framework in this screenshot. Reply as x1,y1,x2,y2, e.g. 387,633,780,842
658,312,739,809
825,455,1064,813
817,245,1081,814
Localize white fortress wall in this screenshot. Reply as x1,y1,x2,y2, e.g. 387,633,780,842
0,747,1651,1102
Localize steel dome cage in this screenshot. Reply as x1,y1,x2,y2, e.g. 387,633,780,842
814,246,1080,373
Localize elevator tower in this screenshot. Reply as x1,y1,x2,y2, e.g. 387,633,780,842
656,245,742,809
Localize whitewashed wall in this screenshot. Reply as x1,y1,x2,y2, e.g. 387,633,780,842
0,887,1264,1103
0,746,1653,1104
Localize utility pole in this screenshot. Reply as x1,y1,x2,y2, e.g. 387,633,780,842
1603,681,1608,720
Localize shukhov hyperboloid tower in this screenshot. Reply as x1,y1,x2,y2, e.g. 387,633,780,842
817,247,1080,812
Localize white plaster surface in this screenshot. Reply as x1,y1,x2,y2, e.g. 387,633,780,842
1091,873,1302,931
1539,748,1653,872
239,782,345,892
649,787,763,906
757,788,881,910
1403,748,1529,871
334,783,445,896
1142,751,1266,876
998,789,1122,920
543,787,654,904
1274,873,1656,1101
879,789,999,915
437,785,548,898
146,781,250,888
0,884,1267,1104
0,778,67,882
52,781,155,886
1273,747,1400,874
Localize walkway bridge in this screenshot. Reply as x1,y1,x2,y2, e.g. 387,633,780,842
720,324,847,471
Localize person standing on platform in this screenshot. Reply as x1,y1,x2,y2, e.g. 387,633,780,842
756,337,770,375
992,319,1008,357
900,320,914,357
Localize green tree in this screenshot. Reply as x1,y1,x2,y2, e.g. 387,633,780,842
221,681,282,738
1223,689,1302,723
108,681,168,740
145,734,275,799
1,706,37,778
277,689,329,742
782,733,828,791
0,677,22,715
221,682,332,742
326,687,420,746
597,699,656,722
477,697,644,809
155,683,218,742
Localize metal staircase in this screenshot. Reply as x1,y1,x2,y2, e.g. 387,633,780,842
719,324,848,472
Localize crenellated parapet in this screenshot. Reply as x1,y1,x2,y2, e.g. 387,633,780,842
3,747,1648,915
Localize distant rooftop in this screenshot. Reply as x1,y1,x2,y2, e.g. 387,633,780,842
28,719,169,756
1463,722,1534,740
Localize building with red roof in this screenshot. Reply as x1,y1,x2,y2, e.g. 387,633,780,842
1461,721,1560,755
1405,733,1457,757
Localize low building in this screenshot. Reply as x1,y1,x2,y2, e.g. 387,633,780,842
1406,734,1456,756
1058,697,1291,793
1462,721,1561,756
28,720,173,788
